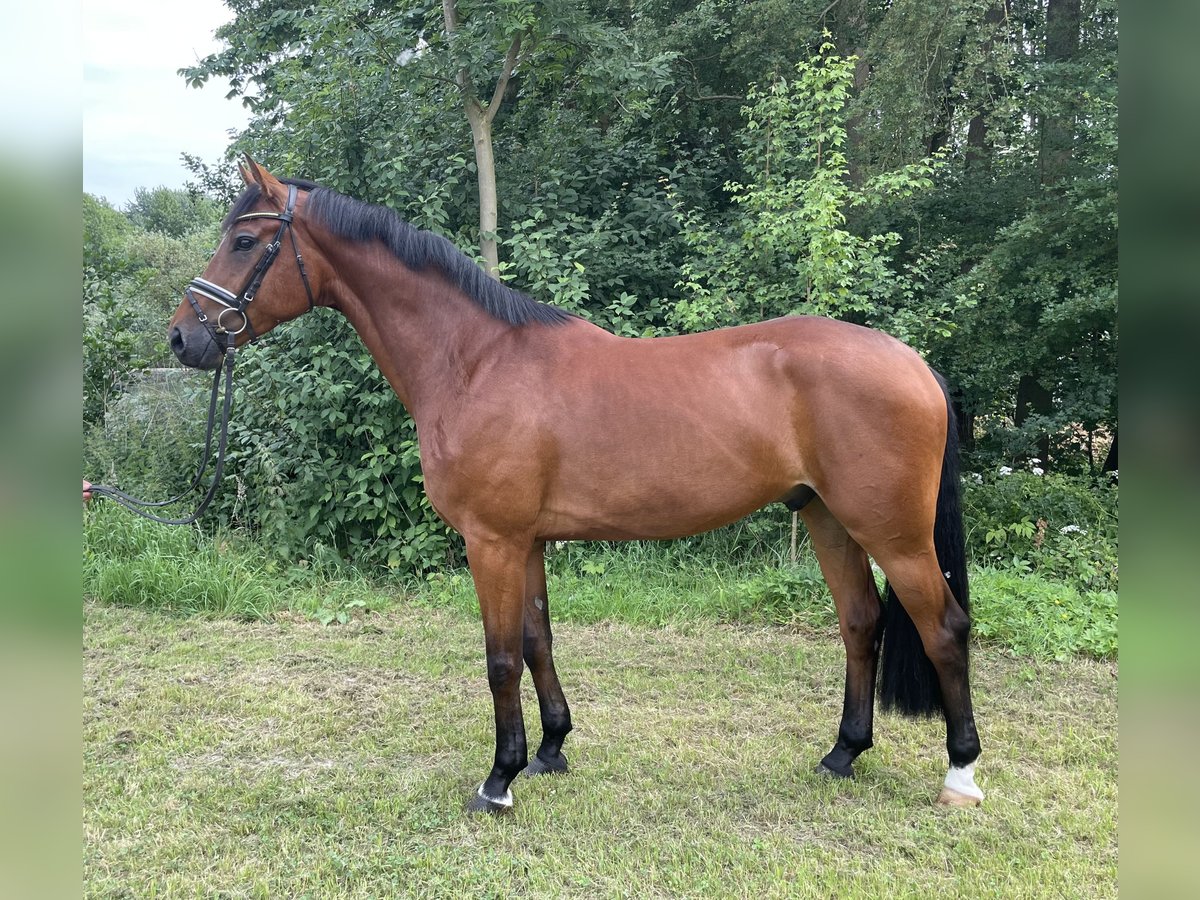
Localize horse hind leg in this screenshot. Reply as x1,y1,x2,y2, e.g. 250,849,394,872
800,500,884,780
874,550,983,806
521,542,572,776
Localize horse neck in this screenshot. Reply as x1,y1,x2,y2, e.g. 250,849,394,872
320,240,509,417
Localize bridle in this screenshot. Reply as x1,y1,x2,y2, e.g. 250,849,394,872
88,183,316,525
185,182,315,344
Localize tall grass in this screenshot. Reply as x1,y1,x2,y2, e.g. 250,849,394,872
84,504,275,619
85,506,1117,660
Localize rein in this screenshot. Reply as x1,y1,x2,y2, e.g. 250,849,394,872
88,184,314,525
87,345,237,525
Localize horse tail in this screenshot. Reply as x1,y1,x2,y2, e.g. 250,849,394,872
878,371,969,716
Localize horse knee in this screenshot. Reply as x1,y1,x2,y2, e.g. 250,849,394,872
486,652,522,691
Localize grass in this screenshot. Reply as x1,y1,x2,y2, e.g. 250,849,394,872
83,600,1117,898
84,504,1117,661
83,508,1118,895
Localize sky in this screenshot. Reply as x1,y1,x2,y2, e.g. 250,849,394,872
83,1,250,207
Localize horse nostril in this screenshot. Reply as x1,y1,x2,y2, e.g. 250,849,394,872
169,326,185,357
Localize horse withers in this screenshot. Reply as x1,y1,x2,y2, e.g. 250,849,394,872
168,158,983,813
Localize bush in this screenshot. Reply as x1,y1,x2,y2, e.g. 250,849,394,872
83,370,213,500
209,313,460,575
970,567,1117,660
962,467,1117,592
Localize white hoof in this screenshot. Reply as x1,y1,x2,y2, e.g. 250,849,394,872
937,762,983,807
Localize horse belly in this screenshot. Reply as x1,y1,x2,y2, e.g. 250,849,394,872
539,410,799,541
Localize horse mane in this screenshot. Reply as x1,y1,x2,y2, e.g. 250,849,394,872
225,179,572,327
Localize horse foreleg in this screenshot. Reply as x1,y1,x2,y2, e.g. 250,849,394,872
802,501,884,779
464,535,530,814
522,542,573,776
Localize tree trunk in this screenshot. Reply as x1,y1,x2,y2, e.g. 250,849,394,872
833,0,871,185
1015,374,1053,468
964,2,1007,175
1101,431,1117,477
464,105,500,276
443,0,523,280
951,388,977,455
1040,0,1081,187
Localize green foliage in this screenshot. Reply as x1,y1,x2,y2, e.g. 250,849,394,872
83,503,275,619
970,567,1117,660
83,193,134,276
722,563,838,628
212,314,459,575
124,185,222,238
84,0,1117,579
83,191,222,424
83,370,211,497
83,266,138,426
963,469,1118,592
671,38,955,346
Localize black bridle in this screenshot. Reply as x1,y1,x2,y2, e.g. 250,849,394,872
185,183,315,343
88,184,315,525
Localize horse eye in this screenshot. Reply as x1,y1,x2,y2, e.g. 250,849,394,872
234,235,256,251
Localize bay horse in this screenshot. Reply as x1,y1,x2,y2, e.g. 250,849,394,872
169,158,982,813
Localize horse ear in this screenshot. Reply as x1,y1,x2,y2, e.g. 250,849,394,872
242,155,286,203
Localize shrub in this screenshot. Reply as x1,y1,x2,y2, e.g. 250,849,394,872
962,467,1117,592
209,313,460,575
83,370,213,500
970,567,1117,660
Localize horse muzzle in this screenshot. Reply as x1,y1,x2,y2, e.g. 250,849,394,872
169,320,225,370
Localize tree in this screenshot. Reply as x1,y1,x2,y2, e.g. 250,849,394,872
181,1,675,279
440,0,523,275
673,39,948,348
124,186,222,238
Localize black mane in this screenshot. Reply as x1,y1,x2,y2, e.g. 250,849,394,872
225,180,572,327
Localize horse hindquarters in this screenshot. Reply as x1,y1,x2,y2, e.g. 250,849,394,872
873,379,983,805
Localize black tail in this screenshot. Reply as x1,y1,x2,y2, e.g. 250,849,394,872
878,372,970,716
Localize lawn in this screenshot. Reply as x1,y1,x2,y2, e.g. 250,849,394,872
83,600,1117,898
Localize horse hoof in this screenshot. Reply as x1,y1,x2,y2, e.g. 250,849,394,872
523,753,569,777
465,784,513,815
814,761,854,780
938,762,983,806
936,786,983,807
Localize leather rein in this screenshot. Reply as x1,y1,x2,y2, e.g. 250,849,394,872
88,184,314,525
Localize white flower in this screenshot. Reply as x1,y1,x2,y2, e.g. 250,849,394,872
968,473,983,484
554,541,567,550
998,466,1013,476
1031,466,1044,476
1060,525,1085,535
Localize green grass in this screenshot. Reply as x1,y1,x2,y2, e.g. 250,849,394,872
83,602,1118,898
85,506,1118,662
83,510,1118,895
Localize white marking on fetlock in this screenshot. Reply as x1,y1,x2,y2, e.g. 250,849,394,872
477,783,513,808
943,762,984,801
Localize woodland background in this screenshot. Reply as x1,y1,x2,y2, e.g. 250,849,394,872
83,0,1117,585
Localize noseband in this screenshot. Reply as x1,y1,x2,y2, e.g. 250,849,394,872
185,183,316,345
